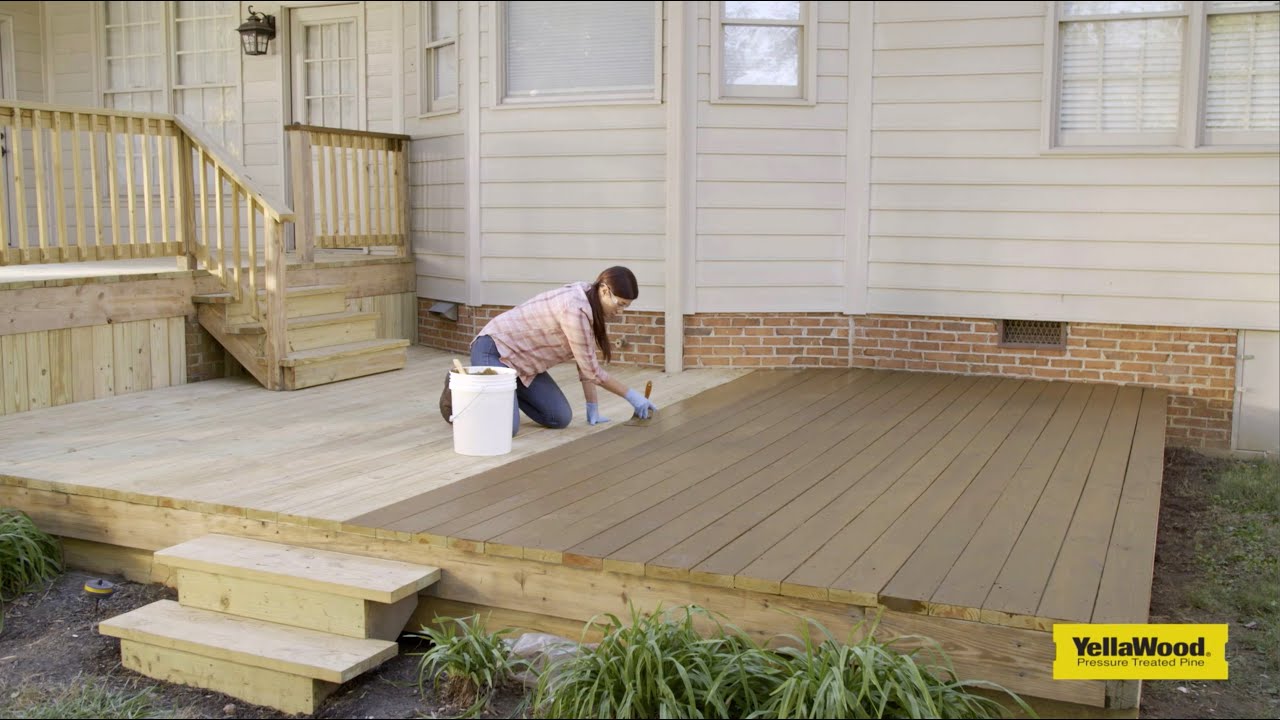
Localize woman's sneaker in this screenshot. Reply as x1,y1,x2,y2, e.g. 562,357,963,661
439,371,453,424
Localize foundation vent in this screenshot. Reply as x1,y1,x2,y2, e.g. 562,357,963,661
1000,320,1066,348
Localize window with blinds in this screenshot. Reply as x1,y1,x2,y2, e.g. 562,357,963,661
1056,2,1186,146
1205,1,1280,144
501,1,657,103
1052,1,1280,148
422,1,458,113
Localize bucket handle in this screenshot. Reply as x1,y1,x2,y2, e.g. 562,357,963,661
449,380,513,423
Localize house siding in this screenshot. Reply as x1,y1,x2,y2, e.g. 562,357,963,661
693,0,850,313
4,1,45,102
866,1,1280,332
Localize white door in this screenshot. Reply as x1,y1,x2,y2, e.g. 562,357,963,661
1236,330,1280,455
290,5,365,129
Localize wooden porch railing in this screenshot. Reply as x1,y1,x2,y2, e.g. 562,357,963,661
0,101,296,388
285,123,409,262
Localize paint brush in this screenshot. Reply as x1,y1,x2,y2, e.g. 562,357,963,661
624,380,654,426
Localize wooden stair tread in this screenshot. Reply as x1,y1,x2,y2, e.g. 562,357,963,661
227,311,379,335
282,338,411,366
192,285,346,305
99,600,397,683
155,534,439,603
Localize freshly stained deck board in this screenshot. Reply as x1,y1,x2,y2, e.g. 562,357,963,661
1092,388,1168,623
982,384,1119,627
1036,386,1144,623
925,382,1095,620
738,376,1000,590
878,382,1075,613
567,370,912,562
490,370,874,551
779,377,1025,596
702,375,986,587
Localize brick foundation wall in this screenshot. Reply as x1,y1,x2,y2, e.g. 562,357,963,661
852,316,1236,450
684,313,851,368
185,316,235,382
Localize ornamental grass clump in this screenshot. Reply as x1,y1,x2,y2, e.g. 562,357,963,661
761,614,1034,719
532,604,785,719
407,613,524,717
0,508,63,634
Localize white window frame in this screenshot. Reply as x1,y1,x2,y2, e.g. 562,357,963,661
492,0,663,108
420,1,458,116
1043,1,1280,153
711,1,817,105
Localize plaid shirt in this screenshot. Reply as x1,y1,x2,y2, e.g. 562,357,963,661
477,282,612,388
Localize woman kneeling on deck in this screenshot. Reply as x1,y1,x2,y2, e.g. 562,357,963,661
440,266,658,436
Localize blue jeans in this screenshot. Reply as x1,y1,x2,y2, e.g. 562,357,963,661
470,334,573,436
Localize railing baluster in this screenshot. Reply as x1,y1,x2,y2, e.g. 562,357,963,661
11,110,27,259
327,135,339,245
198,149,211,278
122,116,138,256
51,112,69,261
215,167,225,283
88,114,103,252
232,186,242,294
140,121,154,255
248,200,258,319
71,113,87,257
107,115,122,258
362,135,372,238
157,121,169,250
315,136,329,241
32,109,50,262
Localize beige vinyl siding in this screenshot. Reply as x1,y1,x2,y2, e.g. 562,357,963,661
411,133,466,302
694,1,849,313
867,1,1280,332
4,2,45,101
473,1,667,310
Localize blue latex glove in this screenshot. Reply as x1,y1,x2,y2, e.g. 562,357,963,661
624,388,658,419
586,402,610,425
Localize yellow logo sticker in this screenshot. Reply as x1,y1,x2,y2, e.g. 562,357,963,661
1053,624,1229,680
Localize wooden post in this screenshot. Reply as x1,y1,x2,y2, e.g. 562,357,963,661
263,218,288,391
287,126,315,263
174,133,198,271
397,138,409,258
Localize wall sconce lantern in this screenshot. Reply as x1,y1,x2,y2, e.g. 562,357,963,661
237,6,277,56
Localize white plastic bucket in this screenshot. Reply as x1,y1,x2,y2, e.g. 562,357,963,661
448,366,517,456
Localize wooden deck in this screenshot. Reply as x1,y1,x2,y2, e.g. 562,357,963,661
0,346,745,521
0,352,1168,712
348,367,1168,632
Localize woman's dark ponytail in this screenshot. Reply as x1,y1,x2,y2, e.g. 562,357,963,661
586,266,638,364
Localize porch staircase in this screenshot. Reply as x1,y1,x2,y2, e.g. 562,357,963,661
99,534,440,715
194,284,410,390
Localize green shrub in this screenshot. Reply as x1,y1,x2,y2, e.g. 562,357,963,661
407,613,523,717
533,604,783,719
0,508,63,634
533,605,1032,720
761,614,1032,719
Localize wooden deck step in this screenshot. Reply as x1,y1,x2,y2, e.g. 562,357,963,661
223,311,380,350
100,600,397,714
281,338,411,390
155,534,438,639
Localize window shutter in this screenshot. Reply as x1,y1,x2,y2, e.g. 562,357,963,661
1058,17,1185,140
1205,10,1280,135
505,1,654,99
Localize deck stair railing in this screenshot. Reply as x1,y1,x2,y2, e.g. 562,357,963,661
0,101,295,386
285,123,409,262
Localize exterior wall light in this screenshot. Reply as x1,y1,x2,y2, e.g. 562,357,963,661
237,6,277,56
